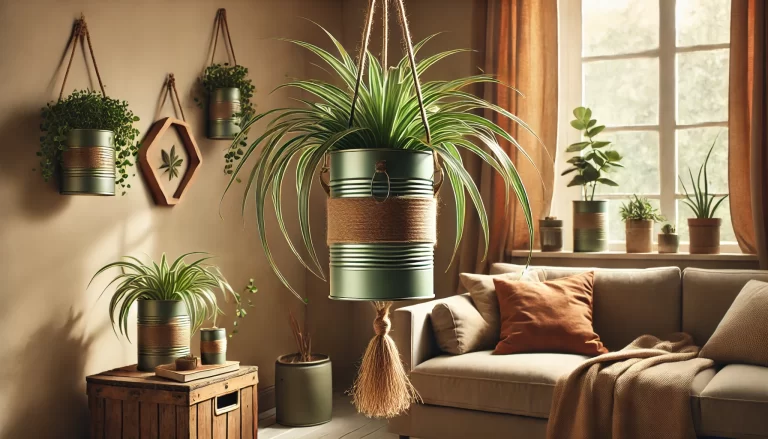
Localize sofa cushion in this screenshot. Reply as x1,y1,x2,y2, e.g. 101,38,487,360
698,364,768,438
683,268,768,346
491,264,682,350
409,350,588,418
431,294,495,355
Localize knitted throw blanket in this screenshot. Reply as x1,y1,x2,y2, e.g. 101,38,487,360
547,333,713,439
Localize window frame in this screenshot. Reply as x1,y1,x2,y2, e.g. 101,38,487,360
553,0,737,253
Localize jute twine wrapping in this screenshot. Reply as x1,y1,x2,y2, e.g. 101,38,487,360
62,147,115,170
200,339,227,354
209,100,241,119
137,318,190,348
327,197,437,244
574,212,606,229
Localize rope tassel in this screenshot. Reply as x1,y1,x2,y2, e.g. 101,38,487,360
350,301,421,418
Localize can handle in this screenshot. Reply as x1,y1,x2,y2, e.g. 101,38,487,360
371,160,391,202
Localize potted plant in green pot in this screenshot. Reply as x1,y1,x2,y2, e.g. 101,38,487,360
562,107,623,252
90,252,241,371
223,22,538,419
201,63,254,143
620,195,664,253
39,90,140,196
680,141,728,254
658,223,679,253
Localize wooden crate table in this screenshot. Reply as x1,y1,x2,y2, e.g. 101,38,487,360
86,365,258,439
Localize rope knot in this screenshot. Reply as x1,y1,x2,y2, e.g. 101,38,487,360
373,307,391,336
375,160,387,173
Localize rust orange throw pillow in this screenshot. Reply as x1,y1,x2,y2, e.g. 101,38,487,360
493,271,608,356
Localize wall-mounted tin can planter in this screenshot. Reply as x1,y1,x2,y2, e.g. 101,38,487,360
539,217,563,252
573,200,608,252
326,149,436,301
136,300,191,371
275,353,332,427
200,327,227,365
60,129,115,196
207,87,241,139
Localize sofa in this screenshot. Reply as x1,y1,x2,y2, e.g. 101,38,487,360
388,264,768,439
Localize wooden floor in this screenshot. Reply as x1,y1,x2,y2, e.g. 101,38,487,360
258,394,401,439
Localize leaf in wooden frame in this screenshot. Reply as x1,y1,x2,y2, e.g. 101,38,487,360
159,145,184,181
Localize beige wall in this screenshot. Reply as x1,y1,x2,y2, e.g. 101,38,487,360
0,1,343,437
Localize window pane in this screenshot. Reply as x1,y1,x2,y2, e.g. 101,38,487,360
677,49,729,124
584,58,659,126
594,131,660,195
677,127,728,194
677,198,735,243
604,198,662,242
582,0,659,57
676,0,731,47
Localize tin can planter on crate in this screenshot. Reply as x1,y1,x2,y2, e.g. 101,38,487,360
573,200,608,252
200,327,227,365
60,129,115,195
326,149,436,301
208,87,241,139
688,218,721,254
137,300,191,371
625,219,653,253
275,353,332,427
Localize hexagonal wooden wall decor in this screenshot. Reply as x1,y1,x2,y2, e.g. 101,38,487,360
139,117,202,206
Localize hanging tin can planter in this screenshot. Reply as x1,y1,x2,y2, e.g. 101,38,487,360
60,129,116,196
136,300,191,371
207,87,241,140
200,327,227,365
326,149,437,301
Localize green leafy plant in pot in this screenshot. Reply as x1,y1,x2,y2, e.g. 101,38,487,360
658,223,679,254
620,195,665,253
223,17,539,419
90,252,241,371
562,107,622,252
39,90,140,196
679,139,728,254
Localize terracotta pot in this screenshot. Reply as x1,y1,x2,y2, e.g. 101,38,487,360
688,218,721,254
658,234,679,253
625,219,653,253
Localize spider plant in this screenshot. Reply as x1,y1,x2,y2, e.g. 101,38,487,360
679,139,728,219
90,252,238,339
222,26,541,300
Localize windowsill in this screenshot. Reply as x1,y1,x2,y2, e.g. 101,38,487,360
510,250,757,262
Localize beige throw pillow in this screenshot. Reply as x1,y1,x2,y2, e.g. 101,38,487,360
700,280,768,367
460,270,542,337
431,294,494,354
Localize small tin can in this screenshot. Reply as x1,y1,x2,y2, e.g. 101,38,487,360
200,328,227,365
539,216,563,252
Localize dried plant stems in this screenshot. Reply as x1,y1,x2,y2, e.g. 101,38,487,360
289,310,312,363
350,301,420,418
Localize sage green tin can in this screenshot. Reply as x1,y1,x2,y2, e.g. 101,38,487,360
136,300,191,372
60,129,115,196
200,327,227,365
275,354,332,427
208,87,241,139
328,149,436,301
573,200,608,252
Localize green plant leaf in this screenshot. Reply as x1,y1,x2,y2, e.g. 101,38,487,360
567,175,586,187
573,107,587,120
586,125,605,137
597,177,618,186
570,120,586,130
566,141,590,152
604,150,621,161
592,141,611,148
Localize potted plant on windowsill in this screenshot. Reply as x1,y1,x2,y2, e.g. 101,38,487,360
39,90,140,196
680,140,728,255
620,195,664,253
561,107,623,252
658,223,679,253
89,252,244,371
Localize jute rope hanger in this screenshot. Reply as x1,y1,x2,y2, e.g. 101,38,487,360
59,14,106,100
164,73,186,122
210,8,238,66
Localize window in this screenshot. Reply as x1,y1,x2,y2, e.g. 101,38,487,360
556,0,735,251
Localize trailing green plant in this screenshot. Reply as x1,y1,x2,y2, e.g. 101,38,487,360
197,63,256,174
230,278,257,338
561,107,623,201
222,26,540,301
89,252,254,339
619,195,665,222
159,145,183,181
39,89,140,193
661,223,676,234
679,139,728,219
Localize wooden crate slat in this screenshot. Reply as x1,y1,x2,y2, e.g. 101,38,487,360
187,405,198,439
139,402,158,439
198,399,213,439
226,401,240,439
190,373,258,405
90,396,105,439
123,400,140,439
89,382,189,406
159,404,176,437
213,407,226,438
176,404,192,438
105,399,122,438
240,387,253,439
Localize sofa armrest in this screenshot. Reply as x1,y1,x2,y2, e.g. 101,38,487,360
392,298,446,371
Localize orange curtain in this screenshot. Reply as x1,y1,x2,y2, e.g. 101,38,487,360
729,0,768,267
